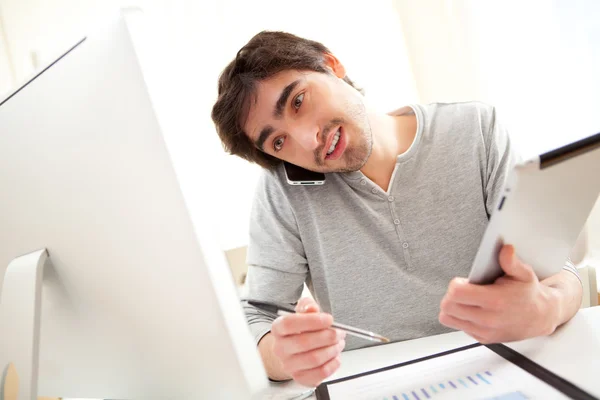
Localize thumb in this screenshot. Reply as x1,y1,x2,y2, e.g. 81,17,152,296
295,297,320,313
499,245,536,282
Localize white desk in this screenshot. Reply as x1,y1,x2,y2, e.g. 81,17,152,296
262,306,600,399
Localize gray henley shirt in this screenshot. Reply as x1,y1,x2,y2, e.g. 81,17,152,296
241,101,579,351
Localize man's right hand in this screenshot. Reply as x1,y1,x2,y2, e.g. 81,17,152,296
259,297,346,387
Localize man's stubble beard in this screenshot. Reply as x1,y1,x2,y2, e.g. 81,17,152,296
315,97,372,173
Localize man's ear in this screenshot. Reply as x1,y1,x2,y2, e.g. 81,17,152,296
323,53,346,79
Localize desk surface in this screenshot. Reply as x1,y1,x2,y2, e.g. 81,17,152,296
262,306,600,399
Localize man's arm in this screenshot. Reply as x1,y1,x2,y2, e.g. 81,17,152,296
439,104,583,342
242,171,344,386
242,170,308,369
257,333,289,381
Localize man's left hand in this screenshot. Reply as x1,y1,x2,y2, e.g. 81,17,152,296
439,245,561,344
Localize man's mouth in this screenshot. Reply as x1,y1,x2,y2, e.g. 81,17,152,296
323,126,346,162
326,128,341,156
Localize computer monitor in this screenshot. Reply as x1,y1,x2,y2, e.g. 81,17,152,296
0,13,267,400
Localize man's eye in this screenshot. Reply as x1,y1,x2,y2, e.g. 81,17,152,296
273,136,285,152
293,93,304,111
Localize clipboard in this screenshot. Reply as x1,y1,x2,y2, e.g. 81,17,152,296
315,343,598,400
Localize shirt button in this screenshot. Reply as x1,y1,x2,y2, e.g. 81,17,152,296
371,188,378,194
403,242,409,249
361,179,367,185
393,219,400,225
388,196,395,202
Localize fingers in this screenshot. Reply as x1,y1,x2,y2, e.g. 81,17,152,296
498,245,536,283
273,328,345,387
275,328,346,356
440,287,504,344
441,245,543,345
272,312,333,337
445,277,498,308
291,356,342,388
440,297,500,328
439,311,521,344
438,313,493,342
296,297,320,313
271,298,344,387
439,297,519,344
283,339,346,372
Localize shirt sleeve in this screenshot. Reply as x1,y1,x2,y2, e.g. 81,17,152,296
561,257,583,287
240,170,308,345
479,104,519,218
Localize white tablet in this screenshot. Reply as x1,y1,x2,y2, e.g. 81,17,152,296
468,132,600,284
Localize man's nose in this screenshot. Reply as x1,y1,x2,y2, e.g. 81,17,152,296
293,124,320,152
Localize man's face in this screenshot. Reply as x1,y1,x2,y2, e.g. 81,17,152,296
244,68,372,173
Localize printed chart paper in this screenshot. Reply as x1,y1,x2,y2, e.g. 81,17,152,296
323,345,568,400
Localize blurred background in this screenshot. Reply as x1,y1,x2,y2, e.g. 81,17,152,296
1,0,599,288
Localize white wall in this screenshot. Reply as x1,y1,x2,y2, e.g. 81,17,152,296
0,4,15,96
0,0,169,82
393,0,480,104
464,0,600,158
395,0,600,157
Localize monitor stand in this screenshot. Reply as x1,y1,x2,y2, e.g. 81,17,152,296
0,249,50,400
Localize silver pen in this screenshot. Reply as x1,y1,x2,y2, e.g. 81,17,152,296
248,300,390,344
288,388,315,400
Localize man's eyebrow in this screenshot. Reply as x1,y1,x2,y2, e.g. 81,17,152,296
255,125,275,151
274,80,300,118
254,79,301,151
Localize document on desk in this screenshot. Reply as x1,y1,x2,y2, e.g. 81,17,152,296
316,343,595,400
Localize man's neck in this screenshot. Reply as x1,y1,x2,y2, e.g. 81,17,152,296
360,109,417,192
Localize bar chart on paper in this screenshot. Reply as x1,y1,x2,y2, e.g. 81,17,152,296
323,345,569,400
380,369,528,400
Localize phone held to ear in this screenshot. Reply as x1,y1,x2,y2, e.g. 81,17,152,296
284,162,325,186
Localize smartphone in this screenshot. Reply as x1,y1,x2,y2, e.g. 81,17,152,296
284,162,325,185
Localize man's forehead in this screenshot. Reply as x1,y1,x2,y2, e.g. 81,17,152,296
253,70,306,107
262,69,305,88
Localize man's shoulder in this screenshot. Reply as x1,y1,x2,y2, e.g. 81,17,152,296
255,163,287,195
419,101,498,139
422,100,496,121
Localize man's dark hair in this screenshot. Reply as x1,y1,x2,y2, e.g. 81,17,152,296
211,31,361,170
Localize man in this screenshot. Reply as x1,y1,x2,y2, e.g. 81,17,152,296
211,31,582,387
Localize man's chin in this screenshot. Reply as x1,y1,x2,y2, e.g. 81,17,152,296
312,146,371,174
324,159,368,174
